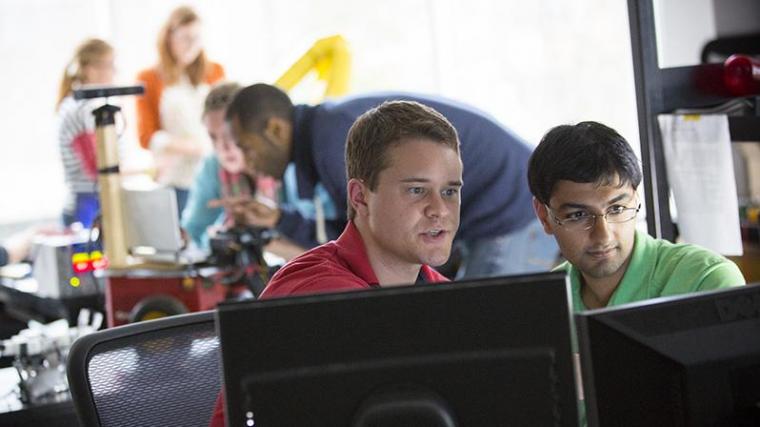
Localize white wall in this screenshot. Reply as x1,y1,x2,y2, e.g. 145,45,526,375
0,0,638,224
714,0,760,38
653,0,716,68
654,0,760,68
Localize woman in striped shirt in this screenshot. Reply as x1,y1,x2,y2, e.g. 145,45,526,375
56,38,115,227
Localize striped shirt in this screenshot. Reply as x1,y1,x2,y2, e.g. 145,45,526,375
58,96,102,214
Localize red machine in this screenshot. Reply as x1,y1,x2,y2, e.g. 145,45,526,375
104,227,271,327
105,269,227,327
79,87,271,328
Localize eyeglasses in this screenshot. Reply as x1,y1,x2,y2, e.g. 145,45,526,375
545,203,641,231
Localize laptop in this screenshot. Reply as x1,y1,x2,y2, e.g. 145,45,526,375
121,187,206,265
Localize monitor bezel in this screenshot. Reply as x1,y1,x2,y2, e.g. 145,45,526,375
217,271,579,426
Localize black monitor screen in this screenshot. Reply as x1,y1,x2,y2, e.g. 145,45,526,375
576,284,760,427
217,272,579,426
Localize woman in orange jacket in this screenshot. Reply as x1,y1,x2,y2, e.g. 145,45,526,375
136,5,225,213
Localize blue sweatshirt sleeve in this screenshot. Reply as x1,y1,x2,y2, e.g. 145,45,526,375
276,207,344,249
180,155,224,249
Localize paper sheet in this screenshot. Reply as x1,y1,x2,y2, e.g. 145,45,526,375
658,114,743,256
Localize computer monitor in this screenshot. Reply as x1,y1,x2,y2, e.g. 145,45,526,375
576,284,760,427
217,272,579,427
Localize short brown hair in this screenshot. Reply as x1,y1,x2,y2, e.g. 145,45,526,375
203,81,241,117
345,100,460,219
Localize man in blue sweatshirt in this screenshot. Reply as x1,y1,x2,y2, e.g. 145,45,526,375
223,83,557,277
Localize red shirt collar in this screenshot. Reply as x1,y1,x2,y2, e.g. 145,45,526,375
335,221,444,286
335,221,380,286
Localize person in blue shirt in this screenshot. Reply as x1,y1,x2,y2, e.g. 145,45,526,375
223,83,558,277
181,82,316,261
180,82,247,249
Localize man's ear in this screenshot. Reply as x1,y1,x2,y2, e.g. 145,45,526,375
533,197,554,235
348,178,369,218
263,116,293,146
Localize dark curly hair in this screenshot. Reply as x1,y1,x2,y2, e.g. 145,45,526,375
527,121,642,204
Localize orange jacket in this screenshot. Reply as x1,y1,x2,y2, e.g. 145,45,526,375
135,62,225,150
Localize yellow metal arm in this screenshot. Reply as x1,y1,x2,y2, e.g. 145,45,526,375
274,35,351,99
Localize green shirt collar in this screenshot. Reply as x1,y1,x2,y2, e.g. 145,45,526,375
560,230,649,312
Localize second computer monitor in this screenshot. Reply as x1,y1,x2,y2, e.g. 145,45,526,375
217,271,578,427
577,284,760,427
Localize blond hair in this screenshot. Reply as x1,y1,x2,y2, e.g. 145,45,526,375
56,38,113,109
157,5,208,86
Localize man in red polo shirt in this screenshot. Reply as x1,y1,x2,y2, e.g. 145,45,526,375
209,99,463,426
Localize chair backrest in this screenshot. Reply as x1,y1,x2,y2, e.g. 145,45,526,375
67,311,221,427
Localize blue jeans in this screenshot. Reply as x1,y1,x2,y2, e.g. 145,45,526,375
457,218,559,279
62,192,100,228
174,187,190,217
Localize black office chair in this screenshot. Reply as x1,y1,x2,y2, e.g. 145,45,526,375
67,311,222,427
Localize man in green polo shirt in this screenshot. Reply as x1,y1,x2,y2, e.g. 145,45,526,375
527,121,745,311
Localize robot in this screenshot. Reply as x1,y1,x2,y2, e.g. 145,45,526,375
81,35,352,327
